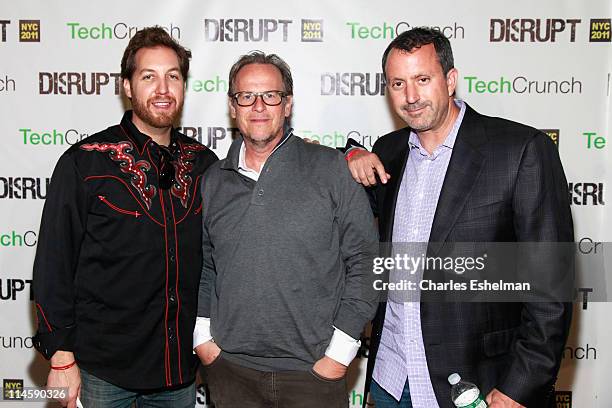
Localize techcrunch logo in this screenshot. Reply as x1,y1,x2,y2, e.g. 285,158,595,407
464,75,582,94
67,22,180,39
20,128,91,146
0,336,34,349
186,75,227,93
0,74,16,92
346,21,464,39
0,231,37,247
39,72,121,95
563,344,597,360
299,129,379,149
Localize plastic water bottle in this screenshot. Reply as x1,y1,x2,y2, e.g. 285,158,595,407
448,373,488,408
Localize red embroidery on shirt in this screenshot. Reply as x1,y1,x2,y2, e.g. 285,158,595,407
172,143,207,208
81,142,156,209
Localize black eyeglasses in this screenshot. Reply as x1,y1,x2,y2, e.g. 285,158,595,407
232,91,286,107
158,146,175,190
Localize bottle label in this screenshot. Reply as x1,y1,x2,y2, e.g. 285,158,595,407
456,394,487,408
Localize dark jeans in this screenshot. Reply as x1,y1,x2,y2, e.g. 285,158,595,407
80,369,195,408
204,355,348,407
370,380,412,408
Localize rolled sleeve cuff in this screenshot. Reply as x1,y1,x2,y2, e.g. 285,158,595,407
193,317,212,351
324,326,361,366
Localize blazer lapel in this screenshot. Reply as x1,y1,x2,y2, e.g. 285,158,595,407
428,106,487,252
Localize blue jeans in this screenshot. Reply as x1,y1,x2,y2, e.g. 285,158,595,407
80,369,195,408
370,379,412,408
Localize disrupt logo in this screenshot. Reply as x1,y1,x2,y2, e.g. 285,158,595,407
568,182,604,205
347,21,464,40
301,19,323,42
489,18,580,42
204,19,292,42
177,126,239,149
67,22,180,40
0,231,37,247
0,279,33,301
463,76,582,94
39,72,121,95
539,129,559,147
20,128,91,146
555,391,572,408
0,20,8,42
3,379,24,401
1,336,34,349
563,344,597,360
321,73,385,96
0,177,49,199
0,74,16,92
300,129,379,149
590,19,611,42
0,20,40,42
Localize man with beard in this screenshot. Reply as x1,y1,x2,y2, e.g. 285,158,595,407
194,52,379,407
32,27,217,408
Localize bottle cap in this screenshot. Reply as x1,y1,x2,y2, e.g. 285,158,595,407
448,373,461,385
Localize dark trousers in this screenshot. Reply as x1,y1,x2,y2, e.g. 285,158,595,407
204,355,348,408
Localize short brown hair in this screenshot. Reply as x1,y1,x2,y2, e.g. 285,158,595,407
227,51,293,96
382,27,454,79
121,26,191,80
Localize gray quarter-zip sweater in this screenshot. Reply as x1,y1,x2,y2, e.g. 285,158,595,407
198,133,379,371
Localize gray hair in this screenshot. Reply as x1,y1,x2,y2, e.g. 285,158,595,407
227,51,293,96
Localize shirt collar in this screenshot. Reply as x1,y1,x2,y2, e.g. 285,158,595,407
222,127,294,171
120,110,179,154
408,99,466,155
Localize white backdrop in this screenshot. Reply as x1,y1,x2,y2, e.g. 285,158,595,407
0,1,610,407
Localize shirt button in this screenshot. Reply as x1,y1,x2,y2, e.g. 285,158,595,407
169,294,176,303
169,248,175,254
257,189,264,196
170,255,176,262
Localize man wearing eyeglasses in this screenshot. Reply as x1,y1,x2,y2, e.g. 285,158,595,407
32,27,218,408
194,51,379,407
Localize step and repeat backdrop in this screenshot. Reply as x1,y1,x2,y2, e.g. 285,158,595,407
1,1,610,407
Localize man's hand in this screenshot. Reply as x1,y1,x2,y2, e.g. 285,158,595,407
195,340,222,366
486,388,525,408
312,356,348,380
346,149,390,186
48,351,80,408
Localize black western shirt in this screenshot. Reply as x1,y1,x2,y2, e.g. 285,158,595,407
33,111,218,389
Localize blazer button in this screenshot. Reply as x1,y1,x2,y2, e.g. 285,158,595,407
257,189,264,196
